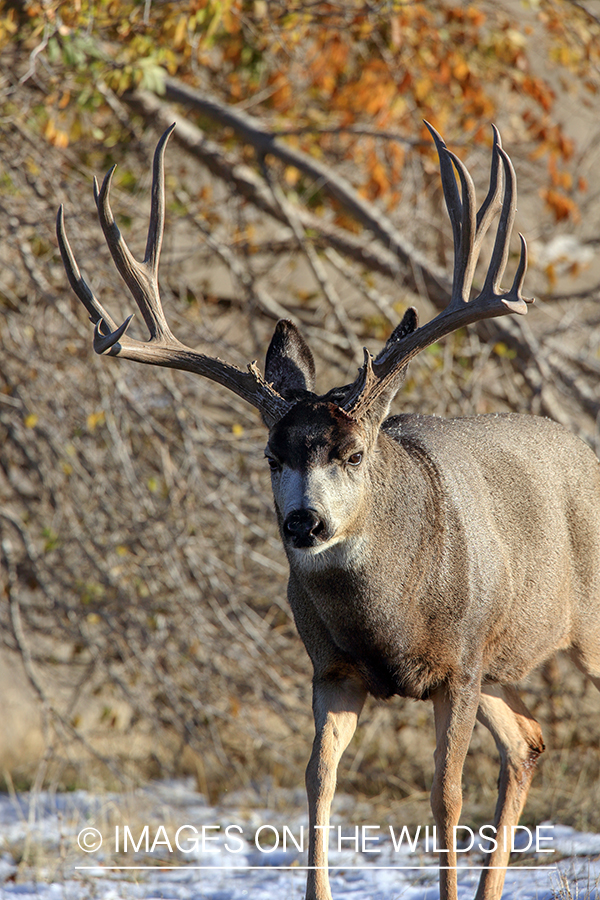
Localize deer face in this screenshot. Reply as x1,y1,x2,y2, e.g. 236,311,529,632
265,400,371,555
262,321,389,559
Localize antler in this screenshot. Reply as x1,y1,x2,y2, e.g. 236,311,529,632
57,124,291,427
343,123,533,418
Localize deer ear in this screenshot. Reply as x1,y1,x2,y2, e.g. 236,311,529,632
265,319,316,397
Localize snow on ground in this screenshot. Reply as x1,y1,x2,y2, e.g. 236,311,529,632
1,780,599,899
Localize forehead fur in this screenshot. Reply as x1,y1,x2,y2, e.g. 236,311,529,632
268,401,364,468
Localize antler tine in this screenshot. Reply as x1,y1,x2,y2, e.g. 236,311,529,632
444,148,477,306
56,204,120,336
479,146,517,299
476,125,503,235
57,125,292,427
343,127,533,419
424,122,462,261
510,233,529,303
145,121,171,271
93,123,175,343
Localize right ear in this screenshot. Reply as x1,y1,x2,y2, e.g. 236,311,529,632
265,319,316,399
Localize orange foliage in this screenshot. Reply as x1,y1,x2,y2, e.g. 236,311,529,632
3,0,598,223
540,188,580,223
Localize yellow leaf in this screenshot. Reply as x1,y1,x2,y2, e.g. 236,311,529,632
453,59,470,81
44,119,56,142
232,423,244,436
24,414,38,428
173,15,187,49
44,118,69,148
86,410,105,432
25,158,40,177
284,166,300,186
414,76,432,103
493,342,516,359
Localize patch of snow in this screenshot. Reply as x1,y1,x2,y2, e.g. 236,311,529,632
0,782,599,899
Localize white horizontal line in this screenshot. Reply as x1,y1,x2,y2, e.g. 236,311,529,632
75,865,559,871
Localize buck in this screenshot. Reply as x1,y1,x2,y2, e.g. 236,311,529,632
57,123,600,900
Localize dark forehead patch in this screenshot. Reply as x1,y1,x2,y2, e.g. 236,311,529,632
268,401,363,468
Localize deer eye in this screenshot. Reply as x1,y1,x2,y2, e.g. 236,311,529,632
346,452,363,467
265,454,280,472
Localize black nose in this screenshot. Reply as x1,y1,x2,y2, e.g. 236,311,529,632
283,509,326,548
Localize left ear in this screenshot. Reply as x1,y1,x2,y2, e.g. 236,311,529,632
265,319,316,399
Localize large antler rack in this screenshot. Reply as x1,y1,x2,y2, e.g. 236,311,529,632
342,123,533,418
57,124,292,428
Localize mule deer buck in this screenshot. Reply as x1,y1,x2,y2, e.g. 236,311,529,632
57,122,600,900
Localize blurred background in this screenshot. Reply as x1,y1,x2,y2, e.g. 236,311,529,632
1,0,600,836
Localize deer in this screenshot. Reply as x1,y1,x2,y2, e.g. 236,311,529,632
56,121,600,900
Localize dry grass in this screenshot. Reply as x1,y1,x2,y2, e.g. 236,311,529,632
551,868,600,900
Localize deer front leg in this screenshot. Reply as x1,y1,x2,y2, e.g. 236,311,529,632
474,684,545,900
305,676,366,900
430,675,481,900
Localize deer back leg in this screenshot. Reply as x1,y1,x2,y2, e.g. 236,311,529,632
569,643,600,691
474,683,545,900
305,675,366,900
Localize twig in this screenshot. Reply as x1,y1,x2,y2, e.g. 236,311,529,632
258,155,363,356
19,17,55,85
324,246,400,325
270,125,430,145
566,0,600,28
